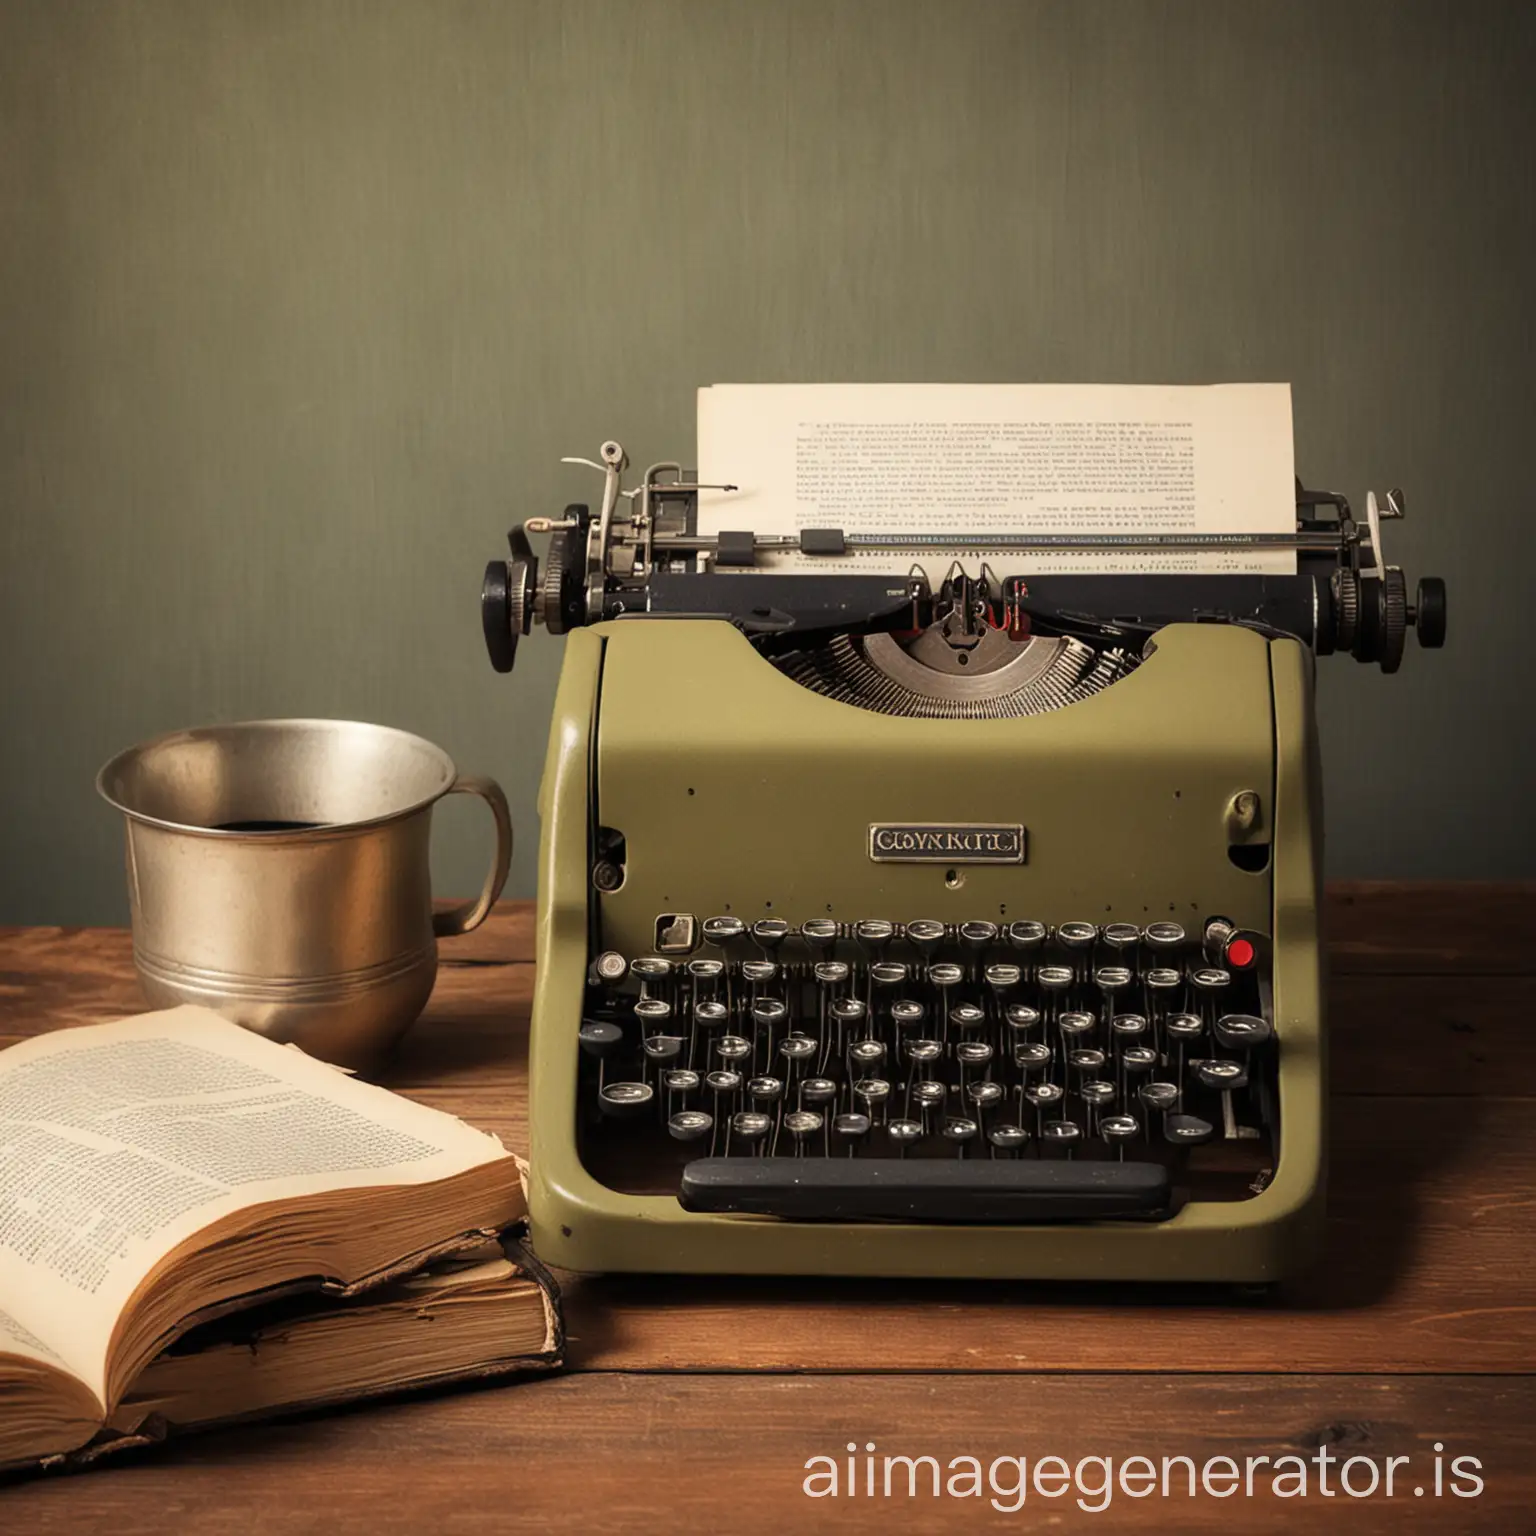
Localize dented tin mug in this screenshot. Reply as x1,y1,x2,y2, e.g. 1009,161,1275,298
96,719,512,1068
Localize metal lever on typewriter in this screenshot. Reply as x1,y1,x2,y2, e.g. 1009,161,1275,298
678,1157,1172,1223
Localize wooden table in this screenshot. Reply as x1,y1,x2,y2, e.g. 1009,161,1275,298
2,884,1532,1531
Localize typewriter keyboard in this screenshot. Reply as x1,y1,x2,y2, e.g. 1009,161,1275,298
576,918,1277,1221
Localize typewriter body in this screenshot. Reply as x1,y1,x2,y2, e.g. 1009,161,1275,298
481,441,1445,1281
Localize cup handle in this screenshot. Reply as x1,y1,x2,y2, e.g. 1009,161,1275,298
432,775,514,937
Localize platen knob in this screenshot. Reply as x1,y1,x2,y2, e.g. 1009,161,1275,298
480,558,534,674
1413,576,1448,649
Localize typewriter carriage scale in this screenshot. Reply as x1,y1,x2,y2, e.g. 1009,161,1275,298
481,440,1445,1282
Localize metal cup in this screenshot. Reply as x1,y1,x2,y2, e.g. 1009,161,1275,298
96,719,513,1068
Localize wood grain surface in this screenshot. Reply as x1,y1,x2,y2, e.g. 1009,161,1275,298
1,885,1531,1527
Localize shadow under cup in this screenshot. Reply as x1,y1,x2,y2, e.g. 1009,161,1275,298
96,719,512,1070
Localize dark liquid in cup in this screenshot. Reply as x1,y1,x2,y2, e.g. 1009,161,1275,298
214,819,326,833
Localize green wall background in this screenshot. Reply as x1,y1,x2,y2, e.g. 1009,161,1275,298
2,0,1531,926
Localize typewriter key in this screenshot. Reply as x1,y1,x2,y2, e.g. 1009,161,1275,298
955,1040,993,1067
731,1110,773,1150
1164,1112,1215,1146
905,919,947,960
911,1080,948,1125
1138,1081,1181,1114
1041,1119,1082,1156
985,963,1023,998
748,1075,784,1106
830,996,867,1058
801,1077,838,1106
752,997,788,1028
1069,1047,1107,1078
1110,1013,1148,1044
778,1035,819,1068
635,997,673,1026
593,950,628,985
1103,922,1141,954
1059,1010,1095,1041
599,1081,653,1118
848,1038,887,1070
1121,1045,1157,1075
1189,967,1231,998
702,916,746,947
906,1039,944,1076
1145,968,1181,1032
1196,1058,1248,1091
1100,1113,1140,1157
800,917,839,954
783,1109,824,1153
943,1117,980,1153
891,999,926,1030
1144,921,1186,951
967,1080,1004,1113
1214,1013,1273,1050
1080,1080,1116,1132
834,1112,872,1152
927,961,964,988
1005,920,1048,952
705,1069,742,1103
1058,921,1098,950
663,1068,701,1097
579,1020,623,1057
752,917,791,954
629,956,674,982
740,959,779,985
642,1035,683,1066
959,920,998,953
715,1035,753,1065
1014,1041,1053,1075
1095,965,1133,997
1025,1080,1064,1117
888,1118,924,1154
854,1079,892,1119
668,1109,713,1142
949,1002,986,1033
694,999,729,1029
1005,1003,1042,1037
687,957,725,982
988,1123,1029,1156
1036,964,1073,994
870,960,909,990
814,960,851,993
1165,1011,1202,1082
854,919,896,960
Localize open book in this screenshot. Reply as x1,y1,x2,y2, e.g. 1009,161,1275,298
0,1007,526,1467
88,1238,560,1464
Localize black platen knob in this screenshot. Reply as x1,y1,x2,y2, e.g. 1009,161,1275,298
482,561,516,673
481,556,534,674
1413,576,1447,648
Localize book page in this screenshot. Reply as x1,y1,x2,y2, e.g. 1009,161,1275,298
697,383,1296,575
0,1306,67,1372
0,1007,510,1400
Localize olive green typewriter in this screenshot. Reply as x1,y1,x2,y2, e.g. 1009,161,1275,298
480,442,1445,1281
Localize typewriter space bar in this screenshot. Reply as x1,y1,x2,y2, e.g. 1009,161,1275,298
679,1158,1172,1223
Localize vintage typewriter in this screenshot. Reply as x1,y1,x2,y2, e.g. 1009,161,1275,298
480,439,1445,1281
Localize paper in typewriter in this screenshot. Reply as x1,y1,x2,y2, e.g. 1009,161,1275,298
697,383,1296,575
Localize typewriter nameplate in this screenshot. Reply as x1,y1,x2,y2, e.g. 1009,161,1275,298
868,823,1026,864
